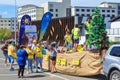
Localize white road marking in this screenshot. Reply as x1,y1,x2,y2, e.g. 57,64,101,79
0,58,4,60
0,57,69,80
45,72,70,80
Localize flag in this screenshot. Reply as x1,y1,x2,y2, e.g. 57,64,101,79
40,12,53,41
19,15,31,45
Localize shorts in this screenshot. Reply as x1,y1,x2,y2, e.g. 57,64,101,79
3,52,8,58
8,55,14,64
74,39,79,44
50,56,56,61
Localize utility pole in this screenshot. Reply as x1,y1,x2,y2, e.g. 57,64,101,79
14,0,17,44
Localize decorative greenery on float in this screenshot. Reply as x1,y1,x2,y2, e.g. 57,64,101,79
86,7,108,49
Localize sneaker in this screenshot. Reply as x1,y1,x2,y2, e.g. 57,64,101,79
18,76,21,78
9,68,14,71
39,69,44,73
36,70,39,73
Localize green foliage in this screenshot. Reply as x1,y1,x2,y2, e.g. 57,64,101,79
109,40,120,46
0,28,12,40
86,7,107,49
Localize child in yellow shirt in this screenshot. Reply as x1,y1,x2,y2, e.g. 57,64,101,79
64,31,72,53
26,45,34,74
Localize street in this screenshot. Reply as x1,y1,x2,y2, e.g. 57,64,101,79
0,45,107,80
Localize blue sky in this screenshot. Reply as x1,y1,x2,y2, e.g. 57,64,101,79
0,0,119,18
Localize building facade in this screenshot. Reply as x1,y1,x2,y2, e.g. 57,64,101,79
106,16,120,41
0,17,17,31
99,2,120,16
70,6,117,18
17,4,44,22
41,0,71,18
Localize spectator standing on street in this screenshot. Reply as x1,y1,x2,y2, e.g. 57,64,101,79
26,45,34,74
31,40,37,68
1,40,9,66
17,45,28,78
34,43,43,72
8,42,16,71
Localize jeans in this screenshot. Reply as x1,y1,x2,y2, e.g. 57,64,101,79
35,57,42,70
3,52,8,58
66,42,72,52
8,55,14,64
27,59,33,71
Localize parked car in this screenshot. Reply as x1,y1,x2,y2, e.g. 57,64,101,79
103,44,120,80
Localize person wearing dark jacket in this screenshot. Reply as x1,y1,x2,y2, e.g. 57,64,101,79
17,45,28,78
1,40,9,66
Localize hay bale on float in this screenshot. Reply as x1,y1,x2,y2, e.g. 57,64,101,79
42,51,102,76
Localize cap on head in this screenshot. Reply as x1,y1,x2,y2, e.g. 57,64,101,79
33,40,37,43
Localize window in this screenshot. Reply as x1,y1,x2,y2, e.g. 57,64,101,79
107,14,110,17
112,15,115,17
92,9,94,12
56,9,58,12
56,14,58,17
81,14,84,16
107,10,110,12
102,10,105,12
76,9,79,12
4,20,7,22
49,4,53,7
1,24,3,26
110,47,120,57
87,9,90,12
112,10,115,13
49,9,53,12
8,24,11,26
119,29,120,35
76,14,79,16
114,29,118,35
115,37,120,42
109,6,112,8
81,9,85,12
102,14,105,17
87,14,90,16
1,20,3,22
110,29,113,35
118,11,120,14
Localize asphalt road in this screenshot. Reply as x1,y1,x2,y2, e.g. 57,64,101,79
0,44,107,80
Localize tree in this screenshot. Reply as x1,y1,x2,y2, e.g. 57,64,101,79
86,8,107,49
0,28,12,41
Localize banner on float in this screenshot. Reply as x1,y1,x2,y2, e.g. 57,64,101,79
19,15,31,45
25,25,37,45
40,12,53,41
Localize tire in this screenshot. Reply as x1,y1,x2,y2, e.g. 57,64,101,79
109,70,120,80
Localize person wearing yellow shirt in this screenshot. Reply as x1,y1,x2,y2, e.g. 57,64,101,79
26,45,34,74
72,24,80,52
34,43,43,72
84,17,92,50
8,42,16,71
64,31,72,53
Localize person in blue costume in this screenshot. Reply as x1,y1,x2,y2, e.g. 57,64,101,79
17,45,28,78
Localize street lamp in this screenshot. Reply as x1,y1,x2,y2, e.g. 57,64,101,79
14,0,17,44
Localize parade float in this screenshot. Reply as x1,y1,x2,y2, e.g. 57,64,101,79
19,8,108,76
41,8,108,76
